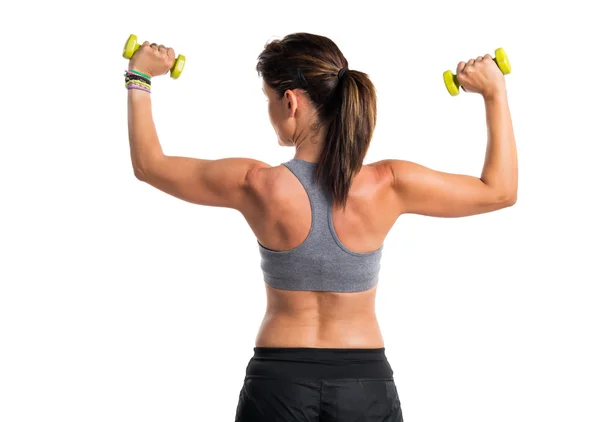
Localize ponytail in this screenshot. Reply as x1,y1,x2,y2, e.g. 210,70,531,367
316,70,377,208
256,33,377,208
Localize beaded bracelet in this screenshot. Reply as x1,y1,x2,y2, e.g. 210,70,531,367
127,83,151,94
125,76,151,89
126,80,151,93
128,69,151,80
126,81,151,91
124,72,151,86
126,79,150,89
124,69,151,93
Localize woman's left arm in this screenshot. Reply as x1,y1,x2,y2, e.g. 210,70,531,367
128,89,267,210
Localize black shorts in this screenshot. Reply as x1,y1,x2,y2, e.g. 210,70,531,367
235,347,404,421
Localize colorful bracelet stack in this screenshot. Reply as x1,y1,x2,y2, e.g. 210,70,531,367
125,69,151,93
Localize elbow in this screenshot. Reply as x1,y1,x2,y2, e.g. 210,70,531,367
498,190,518,208
132,155,162,182
133,166,148,182
507,193,518,207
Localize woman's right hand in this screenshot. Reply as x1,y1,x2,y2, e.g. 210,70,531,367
456,54,506,100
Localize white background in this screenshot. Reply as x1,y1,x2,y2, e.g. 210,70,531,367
1,1,599,421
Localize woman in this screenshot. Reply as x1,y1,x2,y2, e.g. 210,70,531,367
125,32,517,421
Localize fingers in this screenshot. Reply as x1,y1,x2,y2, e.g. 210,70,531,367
140,41,153,52
458,57,481,75
457,58,476,92
458,59,475,76
463,54,493,68
143,42,163,52
158,44,175,63
167,47,175,60
139,40,176,74
144,42,173,56
455,52,497,95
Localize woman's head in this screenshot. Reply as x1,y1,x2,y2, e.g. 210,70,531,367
256,32,377,208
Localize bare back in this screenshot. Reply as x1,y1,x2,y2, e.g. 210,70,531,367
243,161,400,348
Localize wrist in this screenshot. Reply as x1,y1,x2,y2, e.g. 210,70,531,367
125,69,152,94
483,87,507,104
128,88,152,102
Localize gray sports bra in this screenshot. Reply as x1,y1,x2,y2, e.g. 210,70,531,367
258,158,383,292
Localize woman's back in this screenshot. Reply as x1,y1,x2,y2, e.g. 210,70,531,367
243,158,398,348
125,31,516,421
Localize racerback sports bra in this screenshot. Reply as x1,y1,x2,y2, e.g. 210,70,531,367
258,158,383,292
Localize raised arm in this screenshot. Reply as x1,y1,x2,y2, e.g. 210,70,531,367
126,41,268,211
389,54,517,218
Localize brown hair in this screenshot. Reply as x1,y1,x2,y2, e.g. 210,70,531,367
256,32,377,208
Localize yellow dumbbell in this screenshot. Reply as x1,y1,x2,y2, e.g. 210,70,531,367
443,48,511,96
122,34,185,80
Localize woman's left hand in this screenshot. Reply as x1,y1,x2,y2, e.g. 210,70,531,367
128,41,176,78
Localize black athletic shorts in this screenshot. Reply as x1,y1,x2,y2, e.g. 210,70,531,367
235,347,404,421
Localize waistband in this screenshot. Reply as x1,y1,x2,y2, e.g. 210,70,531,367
245,347,393,379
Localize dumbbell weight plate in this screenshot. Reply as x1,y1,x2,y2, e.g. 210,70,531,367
171,55,186,79
494,48,511,75
443,70,460,96
123,34,139,59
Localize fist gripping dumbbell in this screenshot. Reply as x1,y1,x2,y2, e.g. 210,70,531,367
122,34,186,80
443,48,511,96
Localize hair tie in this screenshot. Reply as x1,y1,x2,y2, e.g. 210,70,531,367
337,67,348,80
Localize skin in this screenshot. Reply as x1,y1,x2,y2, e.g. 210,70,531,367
128,43,517,348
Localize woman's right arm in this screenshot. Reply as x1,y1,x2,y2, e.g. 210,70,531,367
389,55,518,218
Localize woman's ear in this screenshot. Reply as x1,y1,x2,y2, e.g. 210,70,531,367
284,89,299,116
